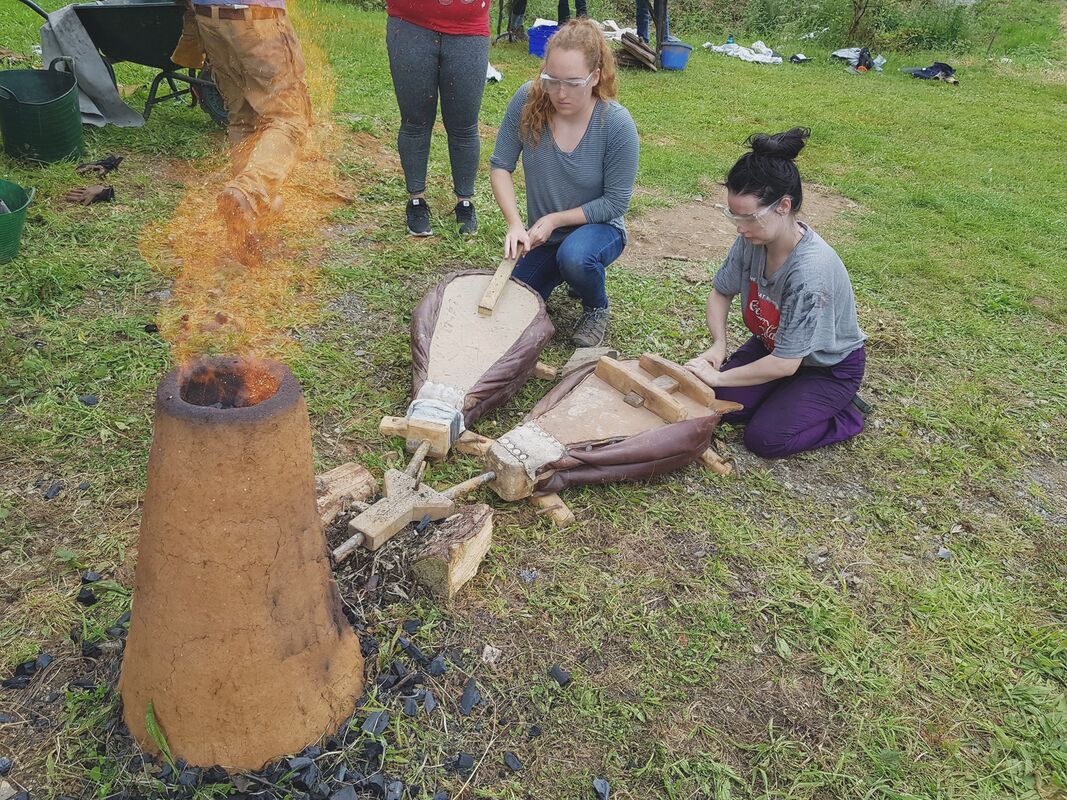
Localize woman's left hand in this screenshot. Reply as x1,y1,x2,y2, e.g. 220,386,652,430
685,357,722,388
526,214,558,250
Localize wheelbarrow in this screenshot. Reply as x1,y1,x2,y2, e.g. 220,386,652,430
16,0,227,125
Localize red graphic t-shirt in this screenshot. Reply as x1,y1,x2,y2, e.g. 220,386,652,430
742,278,781,350
387,0,490,37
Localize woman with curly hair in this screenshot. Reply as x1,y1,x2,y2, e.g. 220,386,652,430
490,18,639,347
685,128,869,458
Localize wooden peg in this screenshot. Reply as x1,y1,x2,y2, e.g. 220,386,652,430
700,447,734,476
478,257,517,316
454,430,494,458
529,493,575,527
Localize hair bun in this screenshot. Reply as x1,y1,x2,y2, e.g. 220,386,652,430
746,127,810,160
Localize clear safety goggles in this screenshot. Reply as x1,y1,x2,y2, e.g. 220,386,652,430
539,71,595,93
722,197,785,225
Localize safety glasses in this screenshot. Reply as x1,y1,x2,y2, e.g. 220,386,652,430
539,71,596,93
722,197,785,225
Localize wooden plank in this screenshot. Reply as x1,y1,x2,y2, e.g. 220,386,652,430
477,257,517,316
651,374,680,393
593,357,688,423
639,353,716,406
316,463,377,526
412,504,494,601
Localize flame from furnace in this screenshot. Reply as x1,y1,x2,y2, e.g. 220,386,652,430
139,0,348,373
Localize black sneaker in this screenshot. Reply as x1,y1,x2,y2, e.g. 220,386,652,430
455,200,477,235
406,198,432,237
572,307,610,347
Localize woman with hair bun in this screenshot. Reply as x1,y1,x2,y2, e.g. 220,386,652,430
685,128,869,458
490,18,639,348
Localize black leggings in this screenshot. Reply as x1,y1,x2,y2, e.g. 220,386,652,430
510,0,587,25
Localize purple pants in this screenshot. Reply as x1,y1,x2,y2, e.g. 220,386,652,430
714,337,866,458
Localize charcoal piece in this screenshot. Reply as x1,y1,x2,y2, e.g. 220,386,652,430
76,588,98,606
334,765,347,782
414,513,433,533
44,480,65,499
364,740,384,769
302,746,323,759
288,756,314,771
202,765,228,784
312,783,331,800
503,751,523,772
44,692,60,703
455,753,475,773
375,674,397,693
329,788,357,800
402,619,422,634
144,323,159,333
106,627,127,638
116,611,132,626
156,763,174,782
0,757,12,775
390,660,409,679
35,653,54,670
81,570,103,584
13,793,28,800
2,676,30,689
177,766,201,787
428,654,447,676
15,659,38,677
431,792,450,800
403,695,418,717
0,713,13,723
548,665,571,687
78,481,91,490
365,575,380,592
79,394,98,406
294,763,321,791
70,676,96,690
398,637,427,664
458,677,481,715
81,641,101,658
361,772,386,795
360,635,381,659
528,724,542,739
592,778,611,800
422,689,437,714
385,780,404,800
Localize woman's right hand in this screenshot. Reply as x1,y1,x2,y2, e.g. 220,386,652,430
699,341,727,370
504,223,530,260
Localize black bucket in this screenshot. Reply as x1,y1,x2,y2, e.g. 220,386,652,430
0,57,84,163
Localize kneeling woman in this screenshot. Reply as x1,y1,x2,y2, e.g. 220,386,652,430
685,128,867,458
489,19,639,348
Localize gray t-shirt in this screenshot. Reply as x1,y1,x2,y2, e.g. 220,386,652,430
712,224,867,367
490,81,639,244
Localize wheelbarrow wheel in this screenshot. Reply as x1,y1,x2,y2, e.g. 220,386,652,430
192,67,228,128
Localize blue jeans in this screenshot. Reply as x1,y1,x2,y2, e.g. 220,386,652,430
514,224,624,310
636,0,668,43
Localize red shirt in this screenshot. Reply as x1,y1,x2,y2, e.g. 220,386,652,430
387,0,490,37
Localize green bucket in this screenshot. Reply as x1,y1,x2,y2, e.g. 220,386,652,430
0,58,84,163
0,179,35,263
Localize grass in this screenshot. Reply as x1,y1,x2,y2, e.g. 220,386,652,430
1,0,1065,798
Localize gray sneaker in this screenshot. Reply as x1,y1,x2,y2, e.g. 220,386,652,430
572,307,610,347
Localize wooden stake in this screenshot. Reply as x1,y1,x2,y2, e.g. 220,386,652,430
477,257,517,316
529,493,575,527
700,447,734,476
412,504,494,601
441,471,496,500
316,463,378,526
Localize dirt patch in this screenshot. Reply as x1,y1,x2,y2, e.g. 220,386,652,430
350,130,403,175
619,185,862,280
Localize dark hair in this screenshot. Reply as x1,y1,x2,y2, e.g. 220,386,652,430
724,127,810,212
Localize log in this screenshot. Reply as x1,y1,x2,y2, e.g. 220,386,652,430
529,493,575,527
316,462,378,526
412,504,494,601
477,257,517,316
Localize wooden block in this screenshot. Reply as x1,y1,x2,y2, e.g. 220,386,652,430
639,353,716,406
594,357,688,423
529,493,575,527
623,391,645,408
405,417,452,460
454,430,494,457
348,471,455,552
412,504,493,601
651,374,679,393
533,361,558,380
316,463,378,526
477,257,517,316
562,346,617,377
700,448,735,476
379,416,408,438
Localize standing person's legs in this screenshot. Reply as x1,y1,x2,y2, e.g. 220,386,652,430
224,13,312,216
558,0,570,24
514,243,563,301
712,337,784,423
509,0,528,31
193,16,259,149
554,224,623,310
386,17,441,197
438,32,489,200
742,348,866,458
636,0,651,42
574,0,588,17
